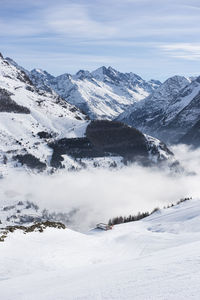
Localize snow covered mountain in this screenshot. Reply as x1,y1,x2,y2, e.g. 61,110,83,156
0,53,89,175
36,66,161,120
1,197,200,299
0,53,175,174
24,63,161,120
117,75,200,145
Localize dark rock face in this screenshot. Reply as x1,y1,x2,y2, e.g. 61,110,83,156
179,120,200,147
49,121,150,168
13,154,46,171
0,88,30,114
0,221,66,242
37,131,53,139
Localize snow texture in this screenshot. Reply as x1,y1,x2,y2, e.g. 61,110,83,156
0,198,200,299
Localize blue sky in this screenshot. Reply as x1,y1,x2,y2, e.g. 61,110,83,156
0,0,200,81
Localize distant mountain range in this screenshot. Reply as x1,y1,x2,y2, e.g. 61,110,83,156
6,57,161,120
7,56,200,148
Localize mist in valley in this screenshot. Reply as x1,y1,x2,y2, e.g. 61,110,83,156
1,144,200,231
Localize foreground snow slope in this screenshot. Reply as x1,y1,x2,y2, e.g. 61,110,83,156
1,198,200,299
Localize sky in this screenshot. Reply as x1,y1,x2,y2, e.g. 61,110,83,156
0,0,200,81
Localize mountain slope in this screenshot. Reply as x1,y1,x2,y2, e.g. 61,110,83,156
117,75,200,144
0,198,200,299
0,53,89,175
29,65,161,120
179,119,200,147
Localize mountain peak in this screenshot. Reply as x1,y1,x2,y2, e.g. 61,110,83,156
75,69,92,80
5,57,29,75
32,68,45,74
31,68,54,78
91,66,107,78
92,66,122,82
164,75,190,85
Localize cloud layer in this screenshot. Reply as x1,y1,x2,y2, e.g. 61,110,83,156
1,145,200,231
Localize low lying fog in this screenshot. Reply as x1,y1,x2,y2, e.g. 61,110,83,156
1,145,200,231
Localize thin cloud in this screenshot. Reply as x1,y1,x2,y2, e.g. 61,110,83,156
1,1,200,39
160,43,200,61
45,4,116,39
1,0,200,78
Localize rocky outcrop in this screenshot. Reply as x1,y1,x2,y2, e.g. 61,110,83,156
0,88,30,114
0,221,66,242
179,120,200,147
13,154,46,171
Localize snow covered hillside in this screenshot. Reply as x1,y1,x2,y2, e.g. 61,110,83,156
1,198,200,299
117,75,200,146
0,53,91,175
7,57,161,120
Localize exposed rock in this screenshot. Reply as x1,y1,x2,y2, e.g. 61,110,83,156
37,131,53,139
0,88,30,114
179,120,200,147
13,154,46,171
0,221,66,242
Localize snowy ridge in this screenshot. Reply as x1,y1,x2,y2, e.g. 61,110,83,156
26,64,161,120
47,66,160,120
0,198,200,299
